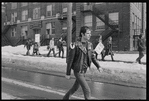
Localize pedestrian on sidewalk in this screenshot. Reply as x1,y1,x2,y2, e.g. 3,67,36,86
47,38,56,57
102,36,114,61
32,42,40,56
93,35,105,61
63,26,102,100
57,37,64,58
24,38,32,55
136,34,145,64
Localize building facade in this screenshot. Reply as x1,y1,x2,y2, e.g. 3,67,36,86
76,2,145,51
2,2,146,51
2,2,76,46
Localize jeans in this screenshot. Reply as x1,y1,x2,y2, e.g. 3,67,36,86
59,47,64,58
63,71,91,100
47,48,55,57
136,51,144,64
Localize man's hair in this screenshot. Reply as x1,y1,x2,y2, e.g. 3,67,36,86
79,26,90,37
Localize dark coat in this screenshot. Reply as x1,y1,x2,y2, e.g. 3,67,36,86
66,41,100,75
25,40,32,50
104,40,113,56
137,38,145,51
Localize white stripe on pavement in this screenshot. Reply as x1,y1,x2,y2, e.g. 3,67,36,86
2,77,89,99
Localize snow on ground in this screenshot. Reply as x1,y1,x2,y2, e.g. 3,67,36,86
2,45,146,88
2,92,21,99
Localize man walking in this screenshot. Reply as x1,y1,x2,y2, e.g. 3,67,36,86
47,38,55,57
102,36,114,61
57,37,64,58
136,34,145,64
63,26,102,100
24,38,32,55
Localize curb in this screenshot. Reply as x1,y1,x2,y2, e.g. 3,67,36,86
2,56,146,89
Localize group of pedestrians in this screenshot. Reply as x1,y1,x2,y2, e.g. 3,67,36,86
24,38,40,56
24,37,65,58
47,37,65,58
23,26,145,100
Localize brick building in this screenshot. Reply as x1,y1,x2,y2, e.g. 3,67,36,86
2,2,76,46
2,2,146,51
76,3,146,51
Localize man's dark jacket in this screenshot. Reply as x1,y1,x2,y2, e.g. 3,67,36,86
137,38,145,51
66,41,100,75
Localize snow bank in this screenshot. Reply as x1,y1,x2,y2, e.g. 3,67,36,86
2,45,146,88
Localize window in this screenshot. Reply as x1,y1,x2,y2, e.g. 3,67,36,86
62,22,67,33
21,26,28,36
21,3,28,7
46,23,51,35
132,13,135,30
46,22,55,35
109,12,119,25
134,15,137,29
96,15,105,30
11,12,17,23
33,7,40,19
63,7,67,13
22,10,28,21
84,14,92,29
11,3,17,9
52,4,56,16
47,5,52,16
11,27,16,37
51,22,55,34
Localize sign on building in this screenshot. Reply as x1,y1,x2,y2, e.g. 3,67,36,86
35,34,40,43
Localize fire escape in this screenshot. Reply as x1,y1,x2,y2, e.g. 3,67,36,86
2,24,12,46
80,3,119,43
57,10,76,43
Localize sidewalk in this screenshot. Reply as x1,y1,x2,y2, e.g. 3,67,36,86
2,45,146,88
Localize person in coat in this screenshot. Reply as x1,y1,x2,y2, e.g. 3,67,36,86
57,37,64,58
102,36,114,61
24,38,32,55
47,38,56,57
136,34,145,64
63,26,102,100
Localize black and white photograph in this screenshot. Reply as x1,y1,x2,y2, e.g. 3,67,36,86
1,2,146,100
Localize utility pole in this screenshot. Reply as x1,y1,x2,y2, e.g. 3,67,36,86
66,3,72,63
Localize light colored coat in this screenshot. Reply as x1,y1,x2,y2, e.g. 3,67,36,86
49,39,55,49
